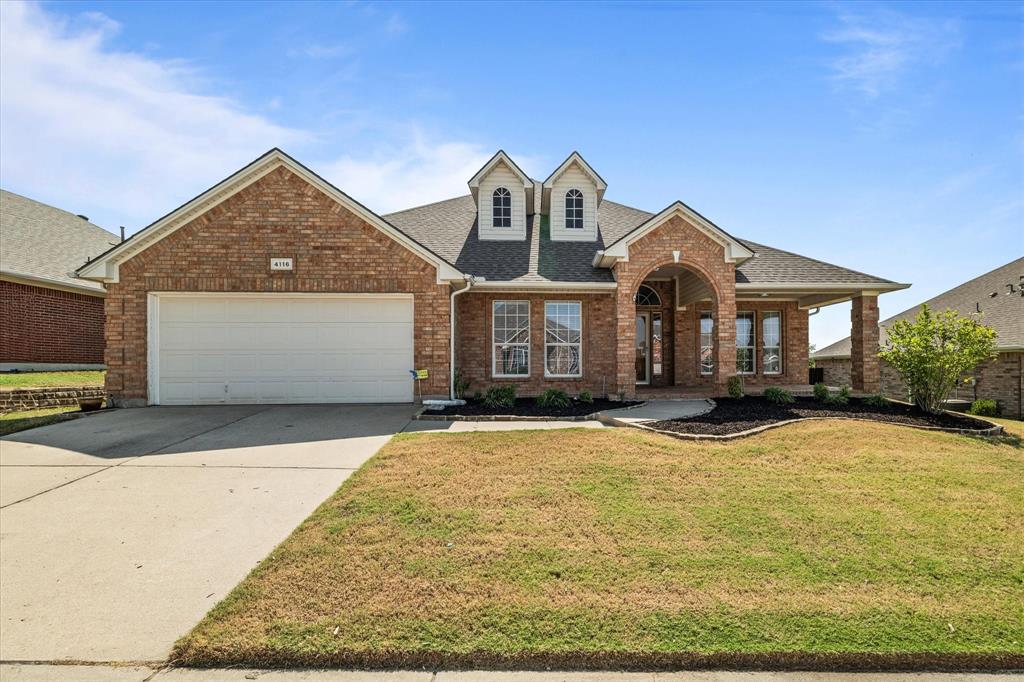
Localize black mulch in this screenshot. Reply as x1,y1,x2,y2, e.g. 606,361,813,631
649,396,994,436
431,397,639,418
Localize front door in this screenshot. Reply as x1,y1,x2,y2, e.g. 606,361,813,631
635,312,650,385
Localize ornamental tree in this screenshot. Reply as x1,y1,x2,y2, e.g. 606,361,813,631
878,305,997,414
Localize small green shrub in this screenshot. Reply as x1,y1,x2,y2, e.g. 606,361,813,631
471,390,482,402
812,382,830,402
969,399,999,417
763,387,795,405
577,389,593,404
482,385,516,409
727,376,744,399
536,389,570,409
453,371,471,400
825,385,851,407
862,393,889,408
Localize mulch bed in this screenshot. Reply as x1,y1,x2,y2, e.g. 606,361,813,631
649,396,993,436
432,397,639,418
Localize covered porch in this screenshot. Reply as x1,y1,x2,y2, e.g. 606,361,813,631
623,263,885,398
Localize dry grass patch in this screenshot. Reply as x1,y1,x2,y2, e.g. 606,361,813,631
175,421,1024,669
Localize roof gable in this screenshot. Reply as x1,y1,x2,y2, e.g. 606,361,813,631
542,152,607,210
77,149,464,284
596,201,755,265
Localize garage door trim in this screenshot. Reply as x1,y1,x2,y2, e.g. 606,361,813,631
146,292,415,406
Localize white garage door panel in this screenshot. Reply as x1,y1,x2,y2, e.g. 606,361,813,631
155,295,414,405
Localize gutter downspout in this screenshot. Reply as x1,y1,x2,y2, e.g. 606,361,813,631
450,277,475,400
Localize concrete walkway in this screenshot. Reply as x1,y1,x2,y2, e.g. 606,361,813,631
0,664,1008,681
601,399,712,425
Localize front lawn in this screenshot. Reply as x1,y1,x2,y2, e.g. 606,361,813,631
175,422,1024,669
0,370,104,390
0,406,80,436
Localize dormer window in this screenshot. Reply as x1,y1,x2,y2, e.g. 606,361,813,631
492,187,512,228
565,189,584,229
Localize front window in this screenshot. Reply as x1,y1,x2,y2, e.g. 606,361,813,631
493,301,529,376
762,311,782,374
565,189,584,229
544,301,582,377
700,311,714,376
736,311,755,374
492,187,512,228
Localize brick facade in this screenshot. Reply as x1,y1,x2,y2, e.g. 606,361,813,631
103,166,451,405
612,215,737,396
454,291,617,397
0,279,105,365
817,351,1023,418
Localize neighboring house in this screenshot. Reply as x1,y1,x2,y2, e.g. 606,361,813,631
1,190,119,371
814,258,1024,418
76,149,907,407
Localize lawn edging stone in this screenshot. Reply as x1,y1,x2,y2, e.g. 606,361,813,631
614,404,1005,442
0,386,105,413
414,400,647,422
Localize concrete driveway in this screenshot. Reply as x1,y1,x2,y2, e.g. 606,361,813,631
0,404,416,663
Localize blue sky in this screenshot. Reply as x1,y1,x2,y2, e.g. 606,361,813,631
1,0,1021,347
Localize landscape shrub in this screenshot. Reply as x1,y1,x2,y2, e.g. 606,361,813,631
879,304,997,414
453,371,471,400
727,376,744,399
536,389,571,409
969,399,999,417
812,382,830,402
482,385,516,409
763,387,795,404
577,389,593,404
825,385,851,407
863,393,890,408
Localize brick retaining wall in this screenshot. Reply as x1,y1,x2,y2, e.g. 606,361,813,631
0,386,105,412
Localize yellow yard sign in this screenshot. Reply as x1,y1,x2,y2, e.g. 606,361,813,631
414,369,429,380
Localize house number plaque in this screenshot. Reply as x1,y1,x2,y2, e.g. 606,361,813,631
270,257,293,271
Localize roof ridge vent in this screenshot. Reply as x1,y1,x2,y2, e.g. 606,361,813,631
76,214,89,221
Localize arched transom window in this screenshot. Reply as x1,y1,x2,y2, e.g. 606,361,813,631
565,189,584,229
636,284,661,307
492,187,512,228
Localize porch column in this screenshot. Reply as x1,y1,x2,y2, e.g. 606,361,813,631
714,290,737,389
850,294,880,392
615,283,637,399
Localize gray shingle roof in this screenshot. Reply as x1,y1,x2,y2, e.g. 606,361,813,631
814,257,1024,357
384,194,899,287
1,190,118,292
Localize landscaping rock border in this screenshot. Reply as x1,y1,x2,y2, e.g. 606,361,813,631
610,402,1005,441
414,401,647,422
0,386,105,413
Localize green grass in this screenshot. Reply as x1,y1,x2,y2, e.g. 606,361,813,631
0,406,80,436
0,371,104,390
174,421,1024,669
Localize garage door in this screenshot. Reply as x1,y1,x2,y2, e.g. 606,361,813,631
152,295,414,405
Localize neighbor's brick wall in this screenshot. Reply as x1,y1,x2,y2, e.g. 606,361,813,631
0,280,105,364
104,166,451,404
613,215,737,396
455,291,617,397
817,351,1023,418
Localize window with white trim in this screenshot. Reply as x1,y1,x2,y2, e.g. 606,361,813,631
762,311,782,374
565,189,584,229
700,311,714,376
493,301,529,376
544,301,582,377
492,187,512,228
736,311,755,374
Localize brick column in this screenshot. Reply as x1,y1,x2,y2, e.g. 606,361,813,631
614,284,637,398
851,294,880,392
714,292,737,390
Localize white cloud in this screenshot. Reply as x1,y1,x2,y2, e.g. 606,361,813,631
0,1,306,231
822,9,960,98
316,135,494,214
0,1,523,232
